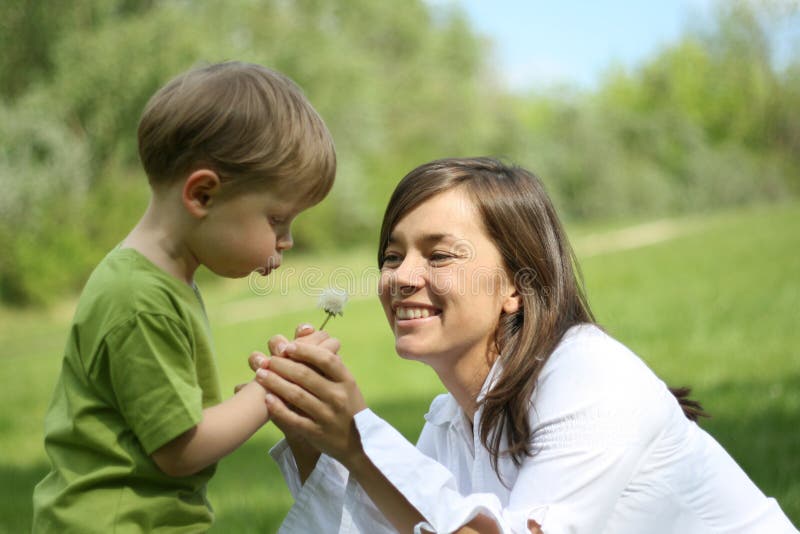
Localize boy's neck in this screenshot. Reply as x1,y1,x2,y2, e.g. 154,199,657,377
121,194,200,286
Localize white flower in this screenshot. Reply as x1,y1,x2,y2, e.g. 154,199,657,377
318,288,348,329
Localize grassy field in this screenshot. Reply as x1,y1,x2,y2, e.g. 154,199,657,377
1,202,798,532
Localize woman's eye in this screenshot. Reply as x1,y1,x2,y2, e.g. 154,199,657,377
382,253,402,266
429,252,456,264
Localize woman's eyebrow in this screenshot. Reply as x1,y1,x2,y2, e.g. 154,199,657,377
387,232,459,245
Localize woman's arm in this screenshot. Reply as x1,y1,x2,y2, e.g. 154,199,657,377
259,342,520,533
259,342,430,532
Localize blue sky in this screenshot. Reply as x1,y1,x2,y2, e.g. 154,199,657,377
429,0,798,91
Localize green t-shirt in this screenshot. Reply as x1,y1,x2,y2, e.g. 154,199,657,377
32,247,222,533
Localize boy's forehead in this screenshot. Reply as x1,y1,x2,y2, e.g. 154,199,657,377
268,184,319,211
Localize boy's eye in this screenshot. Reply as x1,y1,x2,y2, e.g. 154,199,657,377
269,216,286,225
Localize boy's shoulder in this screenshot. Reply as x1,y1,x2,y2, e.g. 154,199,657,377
75,247,202,330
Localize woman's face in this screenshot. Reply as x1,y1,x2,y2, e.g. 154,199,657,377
378,188,520,372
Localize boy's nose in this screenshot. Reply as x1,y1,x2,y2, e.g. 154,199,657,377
277,232,293,251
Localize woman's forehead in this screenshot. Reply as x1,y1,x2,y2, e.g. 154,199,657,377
388,189,486,243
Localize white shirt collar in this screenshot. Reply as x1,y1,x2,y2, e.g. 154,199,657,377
423,358,504,428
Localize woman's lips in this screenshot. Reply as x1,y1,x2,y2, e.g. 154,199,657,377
394,304,442,322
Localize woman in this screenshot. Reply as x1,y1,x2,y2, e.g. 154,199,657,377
252,158,797,533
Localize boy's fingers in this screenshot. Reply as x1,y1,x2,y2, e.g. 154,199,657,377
248,351,269,371
267,335,290,356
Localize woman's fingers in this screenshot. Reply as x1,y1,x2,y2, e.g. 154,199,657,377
273,344,367,418
294,329,331,347
265,392,318,437
248,351,269,371
263,356,333,400
256,364,329,418
267,335,290,356
283,342,349,382
295,323,314,338
319,336,341,354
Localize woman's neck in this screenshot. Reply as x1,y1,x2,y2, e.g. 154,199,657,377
430,344,495,422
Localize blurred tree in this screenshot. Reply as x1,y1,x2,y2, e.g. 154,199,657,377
0,0,158,101
0,0,797,305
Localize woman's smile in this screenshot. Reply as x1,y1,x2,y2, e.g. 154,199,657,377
393,302,443,322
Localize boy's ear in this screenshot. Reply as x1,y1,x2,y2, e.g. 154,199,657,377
182,169,222,218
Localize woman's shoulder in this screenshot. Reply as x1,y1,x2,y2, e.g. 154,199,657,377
532,324,674,429
543,324,662,388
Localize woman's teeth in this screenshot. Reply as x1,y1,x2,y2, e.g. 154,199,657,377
396,307,433,320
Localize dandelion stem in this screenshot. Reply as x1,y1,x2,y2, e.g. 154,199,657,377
319,313,332,330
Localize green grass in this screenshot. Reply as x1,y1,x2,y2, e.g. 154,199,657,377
1,203,798,532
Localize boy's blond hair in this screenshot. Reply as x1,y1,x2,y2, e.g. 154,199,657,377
137,61,335,202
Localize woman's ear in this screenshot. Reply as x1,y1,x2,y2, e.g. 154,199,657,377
182,169,221,218
502,288,521,314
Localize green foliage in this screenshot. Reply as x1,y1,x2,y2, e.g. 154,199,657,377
0,0,798,304
0,96,93,304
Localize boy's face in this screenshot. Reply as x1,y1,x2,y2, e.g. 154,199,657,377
190,188,307,279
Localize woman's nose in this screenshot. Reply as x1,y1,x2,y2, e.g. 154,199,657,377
392,255,425,290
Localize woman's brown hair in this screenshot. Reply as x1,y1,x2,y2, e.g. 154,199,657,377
378,157,706,476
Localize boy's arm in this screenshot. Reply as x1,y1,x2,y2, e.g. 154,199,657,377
151,380,269,477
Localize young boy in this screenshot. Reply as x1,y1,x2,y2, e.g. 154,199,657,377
32,61,336,532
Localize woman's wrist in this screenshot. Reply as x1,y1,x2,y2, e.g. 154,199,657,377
341,442,372,479
286,434,321,483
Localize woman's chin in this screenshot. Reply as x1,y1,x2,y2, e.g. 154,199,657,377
394,340,427,362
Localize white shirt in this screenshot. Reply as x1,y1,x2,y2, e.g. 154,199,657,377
271,325,797,533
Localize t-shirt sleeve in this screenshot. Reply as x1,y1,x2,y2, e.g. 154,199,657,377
103,312,203,454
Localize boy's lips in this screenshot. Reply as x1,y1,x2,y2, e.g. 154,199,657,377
256,259,281,276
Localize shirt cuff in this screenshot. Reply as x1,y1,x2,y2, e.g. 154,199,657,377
269,439,350,532
269,439,303,498
268,439,348,499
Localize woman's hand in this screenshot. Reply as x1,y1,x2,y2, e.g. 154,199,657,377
243,324,341,481
255,341,367,469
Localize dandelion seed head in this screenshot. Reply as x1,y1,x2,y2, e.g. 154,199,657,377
318,287,348,316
